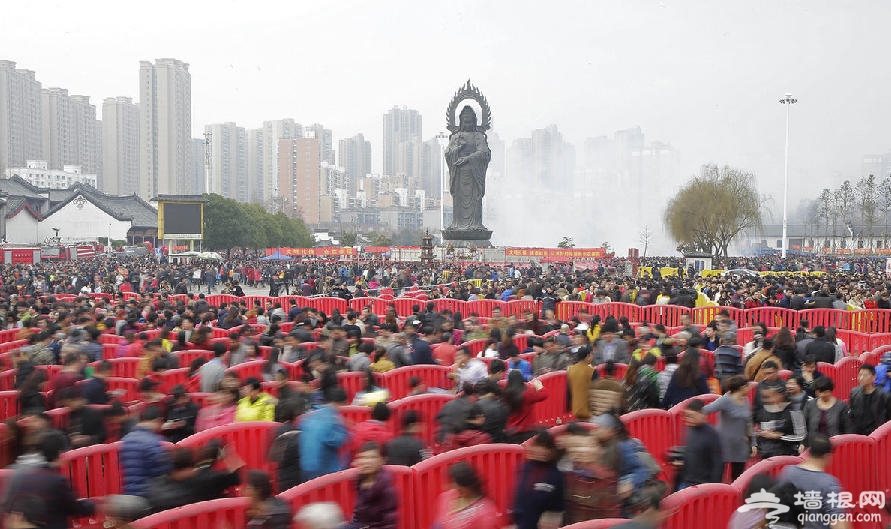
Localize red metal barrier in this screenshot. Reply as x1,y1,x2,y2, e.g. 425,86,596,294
595,362,628,381
825,434,880,528
464,338,488,356
817,363,841,397
834,357,863,400
554,301,593,322
468,299,506,319
59,441,124,498
670,394,720,444
660,483,740,529
390,298,417,318
412,444,525,529
0,370,15,391
641,305,690,327
336,371,367,403
104,377,140,402
744,307,798,329
109,357,140,378
505,299,541,317
730,455,802,494
433,298,468,315
130,497,250,529
225,359,266,381
312,297,349,317
339,405,373,428
0,390,21,421
610,303,641,324
869,421,891,504
532,370,568,426
156,368,190,394
380,365,452,400
562,520,630,529
175,349,214,366
278,465,414,529
177,421,280,479
621,409,678,480
388,393,454,445
691,306,721,325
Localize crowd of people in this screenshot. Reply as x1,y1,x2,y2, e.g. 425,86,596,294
2,253,891,529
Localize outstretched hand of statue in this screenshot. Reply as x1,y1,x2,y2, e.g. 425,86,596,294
455,156,468,166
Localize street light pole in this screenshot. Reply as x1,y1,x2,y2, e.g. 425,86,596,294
780,93,797,259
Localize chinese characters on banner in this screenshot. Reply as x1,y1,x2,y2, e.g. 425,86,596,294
505,248,607,259
267,247,358,257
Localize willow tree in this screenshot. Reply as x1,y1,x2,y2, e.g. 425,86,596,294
664,164,763,258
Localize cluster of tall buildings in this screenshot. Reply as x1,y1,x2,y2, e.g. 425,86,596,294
0,58,194,198
1,58,684,243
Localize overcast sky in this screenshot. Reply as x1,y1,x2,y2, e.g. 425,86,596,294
3,0,890,217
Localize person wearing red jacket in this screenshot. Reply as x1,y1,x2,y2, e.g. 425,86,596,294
503,371,549,443
349,402,393,457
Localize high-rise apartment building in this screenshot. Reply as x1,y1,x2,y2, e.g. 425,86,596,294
382,106,422,178
205,122,249,203
247,128,264,204
191,138,205,195
305,123,334,165
0,61,43,175
102,96,139,195
41,89,100,180
278,138,320,224
139,58,191,199
338,133,371,194
419,137,443,199
261,118,301,204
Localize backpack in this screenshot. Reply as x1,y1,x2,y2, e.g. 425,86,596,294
269,428,300,464
874,352,891,392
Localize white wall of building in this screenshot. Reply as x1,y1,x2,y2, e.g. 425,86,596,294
38,196,130,243
6,212,39,244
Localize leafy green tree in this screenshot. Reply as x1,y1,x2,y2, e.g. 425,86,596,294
340,232,358,247
557,236,575,248
368,232,392,246
202,194,313,250
664,164,763,258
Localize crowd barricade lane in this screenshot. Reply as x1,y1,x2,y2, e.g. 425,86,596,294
388,393,455,445
130,496,250,529
531,370,569,427
730,455,803,495
561,520,631,529
380,365,452,401
746,306,798,329
59,441,124,498
412,443,525,529
621,408,679,483
823,434,881,528
659,482,741,529
669,394,720,444
641,305,691,328
336,371,367,403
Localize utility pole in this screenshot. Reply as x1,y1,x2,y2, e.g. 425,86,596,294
780,93,797,259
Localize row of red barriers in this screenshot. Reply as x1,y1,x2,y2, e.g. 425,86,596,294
129,426,891,529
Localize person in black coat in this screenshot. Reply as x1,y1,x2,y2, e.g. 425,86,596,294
3,431,95,529
81,361,112,405
676,398,723,490
163,386,199,443
804,326,836,365
56,387,105,449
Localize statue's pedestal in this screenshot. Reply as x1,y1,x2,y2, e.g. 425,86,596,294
442,228,492,243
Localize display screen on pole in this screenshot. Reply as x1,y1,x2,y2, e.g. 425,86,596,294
158,202,203,240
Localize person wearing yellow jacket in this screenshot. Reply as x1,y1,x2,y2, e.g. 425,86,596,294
235,377,276,422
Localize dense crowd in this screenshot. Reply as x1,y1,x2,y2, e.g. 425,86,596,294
2,255,891,529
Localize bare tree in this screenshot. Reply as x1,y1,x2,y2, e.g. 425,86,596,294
817,188,835,250
878,176,891,245
836,180,856,226
856,174,878,248
638,225,653,257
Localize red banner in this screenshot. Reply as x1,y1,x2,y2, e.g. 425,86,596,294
268,247,358,257
505,247,606,259
363,246,392,254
